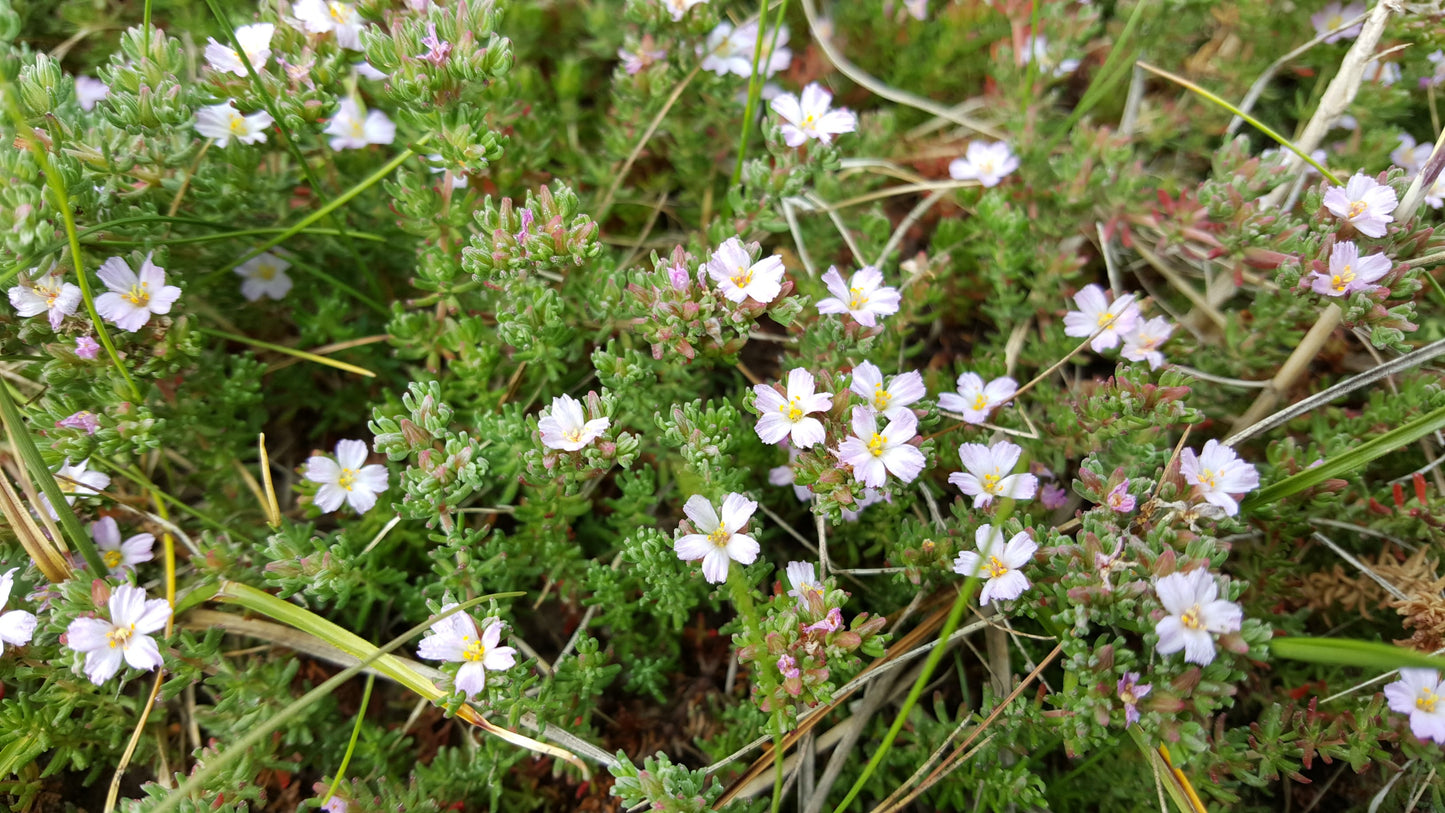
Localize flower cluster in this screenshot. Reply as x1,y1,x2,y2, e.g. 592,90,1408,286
1063,284,1175,368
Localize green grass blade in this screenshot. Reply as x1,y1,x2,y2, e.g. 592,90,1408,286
1271,637,1445,671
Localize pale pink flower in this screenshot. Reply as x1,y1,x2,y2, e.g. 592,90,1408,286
205,23,275,76
804,607,843,634
785,561,825,611
303,439,389,514
1040,483,1068,509
771,83,857,147
40,458,110,519
816,266,900,327
538,393,610,451
1063,284,1140,352
674,493,760,584
661,0,708,21
835,407,926,488
325,98,395,150
74,336,101,359
1106,481,1136,513
1120,317,1174,369
293,0,365,50
705,237,785,304
65,584,170,684
0,568,37,655
1392,133,1431,176
235,252,293,301
90,516,155,576
57,411,100,435
1322,173,1397,238
619,43,667,74
418,23,451,65
1384,668,1445,743
753,368,832,449
948,441,1038,508
1310,241,1391,297
848,362,925,422
937,372,1017,425
1310,2,1364,43
1117,672,1152,726
95,254,181,333
951,524,1036,605
417,607,516,698
194,100,274,147
1179,439,1259,516
1152,569,1242,666
1020,35,1080,77
9,267,81,329
777,653,800,679
948,141,1020,187
74,75,109,111
699,21,791,79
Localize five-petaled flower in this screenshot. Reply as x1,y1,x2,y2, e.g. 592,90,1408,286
1323,173,1397,238
58,410,100,436
417,606,518,698
951,524,1036,605
835,406,926,488
705,237,785,304
90,516,155,576
74,336,101,359
674,493,761,584
65,584,171,685
817,266,900,327
948,141,1020,188
0,568,37,655
938,372,1017,425
949,441,1038,508
1117,672,1152,726
1120,317,1174,369
205,23,275,76
9,266,81,330
325,98,396,150
1311,2,1364,43
304,439,390,515
1179,439,1259,517
538,393,611,451
1383,668,1445,744
235,252,294,301
849,362,925,422
95,254,182,333
699,21,791,78
771,83,857,147
753,369,832,448
194,100,275,147
785,561,826,612
293,0,365,50
1105,481,1136,513
1310,241,1391,298
1152,569,1243,665
1063,284,1141,352
40,458,111,520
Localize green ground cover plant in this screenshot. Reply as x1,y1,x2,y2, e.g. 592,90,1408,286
1,0,1445,810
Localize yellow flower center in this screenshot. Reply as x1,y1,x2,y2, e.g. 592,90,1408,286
1332,266,1354,292
1327,13,1344,30
328,1,352,22
107,624,135,649
1347,200,1367,219
983,556,1008,579
563,426,584,443
1096,311,1116,328
103,550,123,569
731,266,752,289
866,432,887,457
872,383,891,409
228,114,248,134
779,396,804,422
124,282,151,307
1418,688,1440,713
338,468,357,491
41,283,62,305
983,472,1001,493
803,113,816,126
1180,605,1204,630
848,286,869,311
255,263,278,281
461,634,488,663
972,393,989,411
708,524,730,547
1197,468,1217,489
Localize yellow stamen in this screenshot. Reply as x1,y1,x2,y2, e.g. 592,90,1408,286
872,383,892,410
103,550,123,569
972,393,989,411
106,624,135,649
461,634,488,662
983,556,1008,579
123,282,151,307
1332,266,1354,292
779,396,804,422
1180,605,1204,630
1418,688,1439,713
1347,200,1367,219
1197,468,1217,489
338,468,357,491
866,432,887,457
708,524,730,547
848,286,869,311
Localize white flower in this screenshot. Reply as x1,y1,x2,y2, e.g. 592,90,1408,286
816,266,900,327
1309,241,1392,298
948,140,1020,188
661,0,708,21
65,584,171,685
1310,1,1364,43
785,561,826,610
9,266,81,330
904,0,927,20
426,153,469,190
194,100,275,147
1020,35,1080,77
1178,439,1259,516
325,98,396,150
699,21,791,78
417,607,517,698
704,237,785,304
948,441,1038,508
1427,174,1445,211
1383,668,1445,744
40,458,111,520
1392,133,1431,176
354,61,388,81
835,406,926,488
753,368,832,448
0,568,37,655
90,516,155,576
304,439,390,514
205,23,276,76
849,362,925,422
1152,569,1243,666
293,0,365,50
235,252,294,301
937,372,1017,425
95,254,182,333
1323,173,1397,238
538,393,610,451
1120,316,1174,369
74,75,109,111
952,524,1036,605
770,83,857,147
1062,284,1140,352
674,493,761,584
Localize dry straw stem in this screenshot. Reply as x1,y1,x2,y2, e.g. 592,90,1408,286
0,458,69,582
1229,303,1342,435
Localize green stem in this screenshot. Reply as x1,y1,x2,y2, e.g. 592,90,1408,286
730,0,787,188
323,673,375,805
